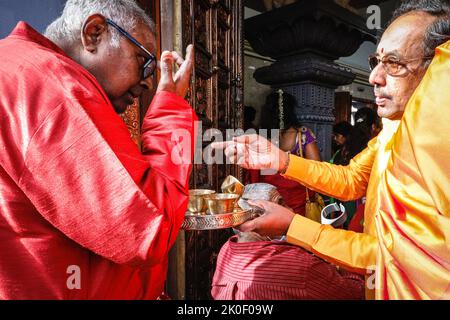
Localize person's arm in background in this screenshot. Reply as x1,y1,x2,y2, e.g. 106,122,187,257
304,142,321,161
303,127,321,161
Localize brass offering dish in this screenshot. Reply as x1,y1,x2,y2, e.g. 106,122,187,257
221,175,244,197
182,176,261,231
205,193,240,215
188,189,215,214
182,208,257,231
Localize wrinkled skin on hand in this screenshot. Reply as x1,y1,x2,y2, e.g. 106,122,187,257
157,44,194,98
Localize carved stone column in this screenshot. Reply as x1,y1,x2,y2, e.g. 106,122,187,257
245,0,375,159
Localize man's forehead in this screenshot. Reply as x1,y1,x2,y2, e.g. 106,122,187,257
376,47,402,57
377,12,436,56
131,25,156,54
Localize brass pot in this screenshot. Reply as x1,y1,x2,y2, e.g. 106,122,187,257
188,189,216,214
205,193,240,215
221,175,244,197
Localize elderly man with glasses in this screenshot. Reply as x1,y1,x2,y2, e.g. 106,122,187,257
213,0,450,300
0,0,195,299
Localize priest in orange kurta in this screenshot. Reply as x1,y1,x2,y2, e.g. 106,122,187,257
0,17,195,299
213,5,450,300
375,40,450,299
284,40,450,300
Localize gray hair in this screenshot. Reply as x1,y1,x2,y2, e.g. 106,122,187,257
45,0,155,50
389,0,450,61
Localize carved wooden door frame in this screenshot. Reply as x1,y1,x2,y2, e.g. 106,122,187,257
122,0,243,300
164,0,244,300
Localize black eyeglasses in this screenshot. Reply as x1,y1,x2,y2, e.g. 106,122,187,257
106,18,156,80
368,53,433,77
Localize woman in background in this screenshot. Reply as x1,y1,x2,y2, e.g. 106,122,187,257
246,90,321,216
331,121,353,165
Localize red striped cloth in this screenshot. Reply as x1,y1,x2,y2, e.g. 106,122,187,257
212,236,365,300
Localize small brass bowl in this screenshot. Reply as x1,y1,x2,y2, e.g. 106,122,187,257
188,189,216,214
221,175,244,197
205,193,240,215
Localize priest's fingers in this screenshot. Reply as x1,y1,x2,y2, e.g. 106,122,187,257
237,218,257,233
233,134,261,145
224,145,237,159
248,200,285,214
247,200,268,210
211,141,236,150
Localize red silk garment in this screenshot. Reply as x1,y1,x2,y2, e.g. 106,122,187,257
0,22,196,299
212,236,365,300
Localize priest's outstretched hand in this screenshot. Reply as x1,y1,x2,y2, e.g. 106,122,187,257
211,134,290,172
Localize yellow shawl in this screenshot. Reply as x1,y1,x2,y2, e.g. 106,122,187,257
376,40,450,299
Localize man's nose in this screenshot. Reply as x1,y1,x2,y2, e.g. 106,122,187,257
369,63,387,87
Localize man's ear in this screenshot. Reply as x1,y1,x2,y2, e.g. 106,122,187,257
81,14,108,53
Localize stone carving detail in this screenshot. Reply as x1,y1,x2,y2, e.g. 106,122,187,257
245,1,376,60
254,56,355,87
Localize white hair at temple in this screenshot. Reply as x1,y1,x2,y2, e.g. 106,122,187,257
45,0,154,49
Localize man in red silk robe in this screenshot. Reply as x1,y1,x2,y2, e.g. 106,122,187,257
0,0,195,299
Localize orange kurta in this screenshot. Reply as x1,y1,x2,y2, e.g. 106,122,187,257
284,120,399,299
376,40,450,299
284,42,450,300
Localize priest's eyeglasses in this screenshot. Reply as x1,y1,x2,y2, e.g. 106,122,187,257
368,54,433,77
106,19,157,80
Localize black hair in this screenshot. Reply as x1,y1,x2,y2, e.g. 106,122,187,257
244,106,257,122
244,106,257,130
390,0,450,59
333,121,353,137
354,107,377,128
337,108,378,165
259,91,301,131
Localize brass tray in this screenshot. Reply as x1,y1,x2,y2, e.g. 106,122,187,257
182,209,255,231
